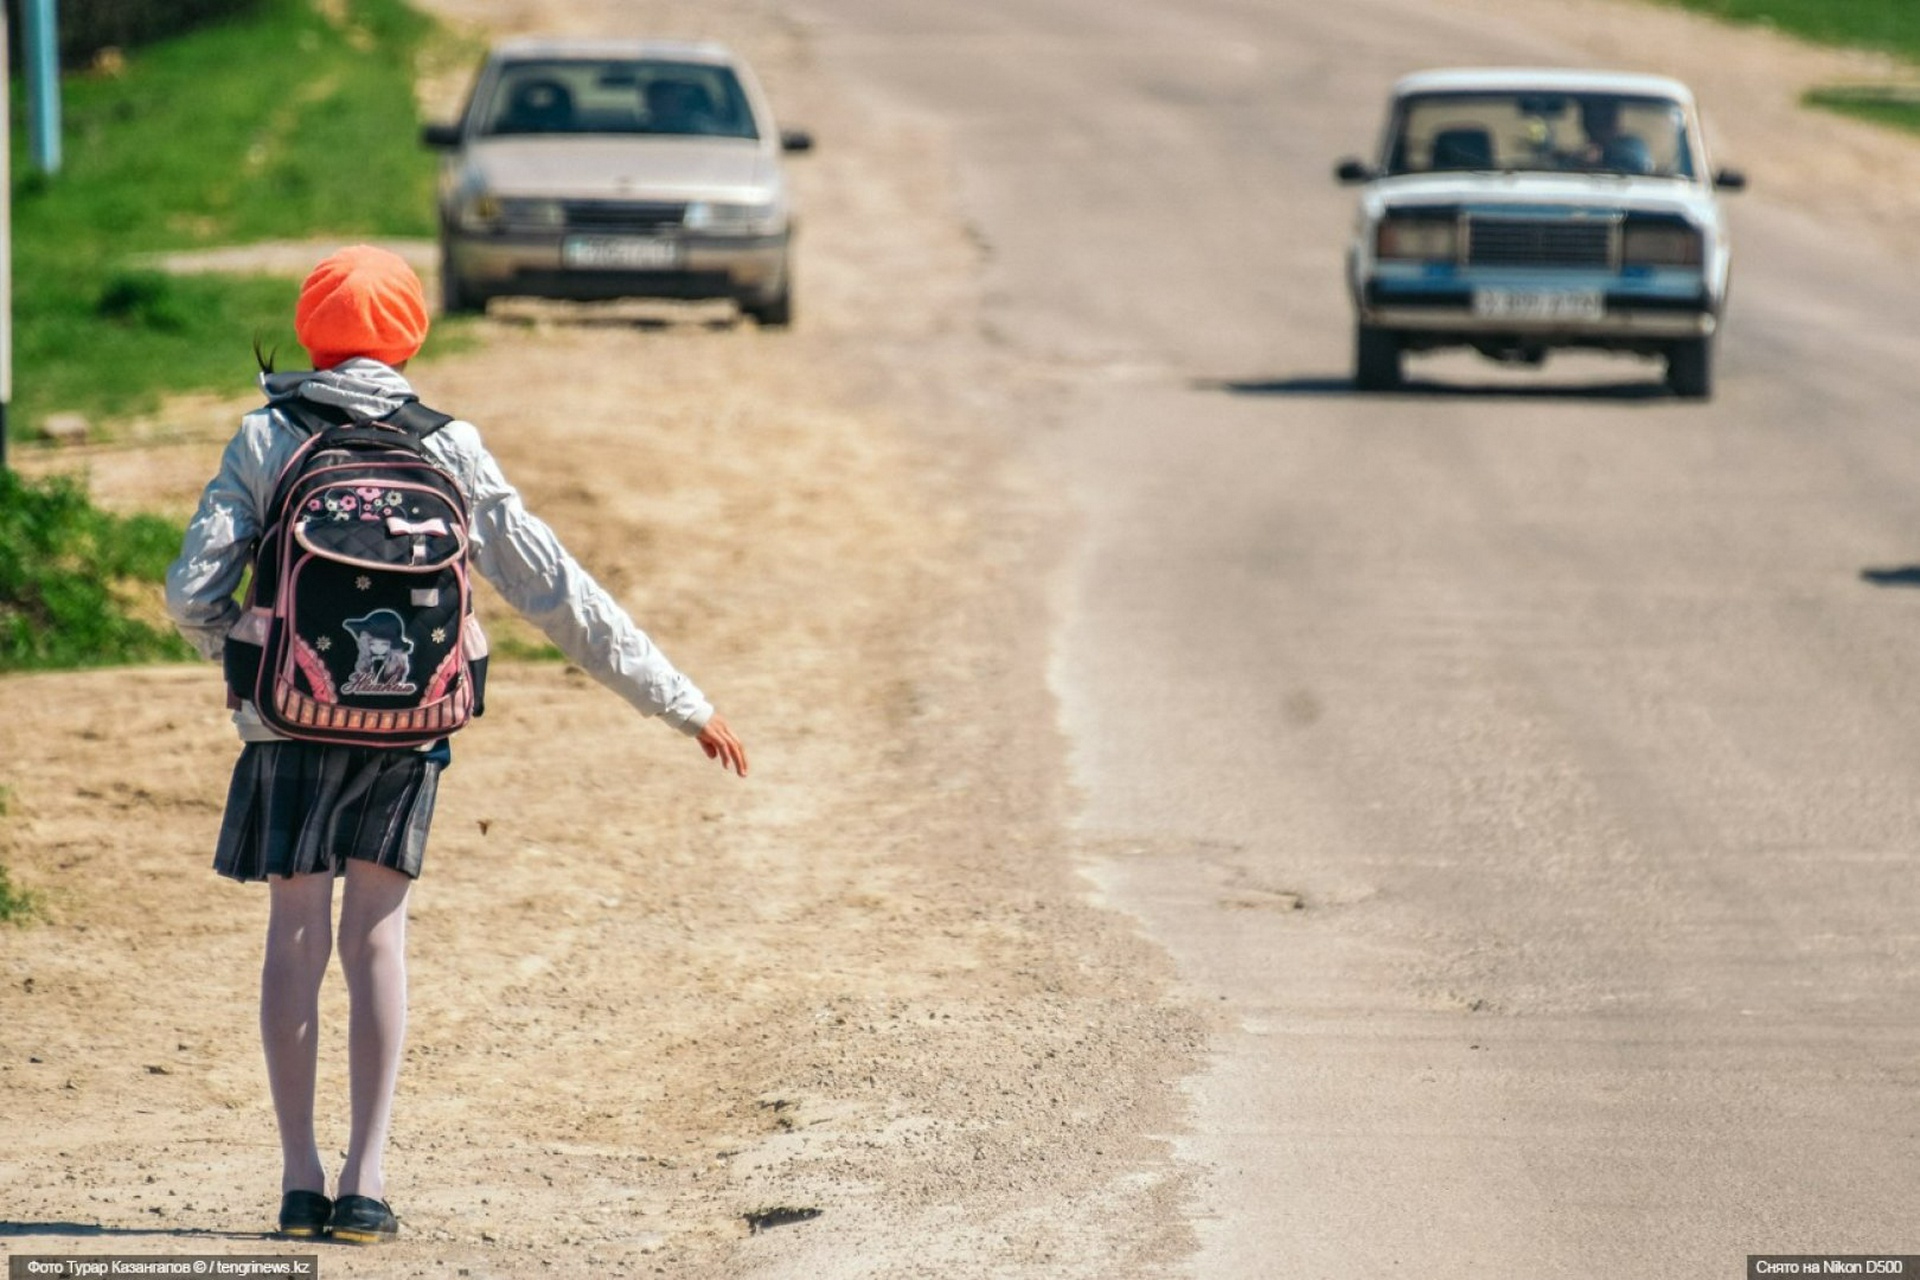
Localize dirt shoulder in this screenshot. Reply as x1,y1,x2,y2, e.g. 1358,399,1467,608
0,2,1200,1276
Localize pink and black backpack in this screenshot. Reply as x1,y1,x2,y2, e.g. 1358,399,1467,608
223,399,487,747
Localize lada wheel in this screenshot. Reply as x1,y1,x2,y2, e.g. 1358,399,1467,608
1666,337,1715,400
1354,324,1404,392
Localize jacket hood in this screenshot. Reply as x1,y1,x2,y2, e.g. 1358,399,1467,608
262,359,417,423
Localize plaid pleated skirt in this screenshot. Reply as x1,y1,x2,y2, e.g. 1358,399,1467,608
213,739,449,882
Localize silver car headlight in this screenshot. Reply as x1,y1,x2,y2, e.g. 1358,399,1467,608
498,198,566,230
455,194,565,234
684,198,787,236
455,192,503,232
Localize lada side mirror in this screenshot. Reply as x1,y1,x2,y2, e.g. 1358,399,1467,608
421,123,462,150
1713,167,1747,191
1335,158,1376,184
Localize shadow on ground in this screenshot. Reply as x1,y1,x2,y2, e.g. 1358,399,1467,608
1860,566,1920,588
0,1220,269,1243
484,300,746,333
1193,373,1675,401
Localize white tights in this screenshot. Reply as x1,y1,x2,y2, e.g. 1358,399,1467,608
261,859,411,1201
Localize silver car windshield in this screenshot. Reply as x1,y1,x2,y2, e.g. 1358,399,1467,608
1384,92,1696,179
479,59,760,141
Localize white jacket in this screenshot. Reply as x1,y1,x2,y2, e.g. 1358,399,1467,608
165,360,713,743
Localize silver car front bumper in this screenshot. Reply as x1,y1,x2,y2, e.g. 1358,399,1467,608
446,230,790,303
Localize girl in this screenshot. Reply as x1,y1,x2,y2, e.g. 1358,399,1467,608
165,244,748,1243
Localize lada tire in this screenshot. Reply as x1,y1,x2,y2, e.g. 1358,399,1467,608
1665,336,1714,400
1354,324,1404,392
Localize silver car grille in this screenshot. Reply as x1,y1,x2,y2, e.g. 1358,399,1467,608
561,201,687,231
1466,217,1616,269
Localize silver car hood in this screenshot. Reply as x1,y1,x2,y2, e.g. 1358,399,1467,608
464,136,779,202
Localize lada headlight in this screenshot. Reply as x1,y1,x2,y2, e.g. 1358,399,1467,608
1374,215,1459,262
1622,222,1703,267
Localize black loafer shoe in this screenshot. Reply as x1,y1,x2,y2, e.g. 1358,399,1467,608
276,1189,332,1238
328,1193,400,1244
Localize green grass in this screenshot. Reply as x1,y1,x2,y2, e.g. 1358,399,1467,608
491,636,569,663
0,469,194,672
0,703,35,930
1652,3,1920,137
9,0,465,435
0,860,36,924
1803,84,1920,136
1654,0,1920,59
0,786,35,924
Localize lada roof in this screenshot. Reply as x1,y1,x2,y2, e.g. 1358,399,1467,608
1392,67,1695,104
487,36,738,66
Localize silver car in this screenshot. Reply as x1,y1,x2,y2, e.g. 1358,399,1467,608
422,38,811,325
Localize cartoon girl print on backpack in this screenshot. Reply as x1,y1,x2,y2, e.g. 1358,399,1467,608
341,610,418,696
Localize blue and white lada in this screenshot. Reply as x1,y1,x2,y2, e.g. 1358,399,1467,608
1336,68,1744,398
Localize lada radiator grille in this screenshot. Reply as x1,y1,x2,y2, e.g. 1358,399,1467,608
562,201,687,231
1466,217,1615,269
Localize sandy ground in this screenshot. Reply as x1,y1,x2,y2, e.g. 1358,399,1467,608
0,1,1200,1275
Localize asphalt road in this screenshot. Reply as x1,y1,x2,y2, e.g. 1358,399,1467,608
798,0,1920,1274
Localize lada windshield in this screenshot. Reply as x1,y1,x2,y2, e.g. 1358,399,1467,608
1384,91,1695,179
480,58,760,141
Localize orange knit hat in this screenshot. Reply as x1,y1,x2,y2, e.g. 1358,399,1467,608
295,245,430,370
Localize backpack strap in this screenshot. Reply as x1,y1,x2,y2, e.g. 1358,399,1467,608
277,395,453,441
383,400,455,439
278,397,352,437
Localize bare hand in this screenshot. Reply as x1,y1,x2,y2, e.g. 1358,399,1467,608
697,712,749,777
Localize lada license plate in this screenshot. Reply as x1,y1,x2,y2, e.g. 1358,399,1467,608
1472,289,1604,321
562,236,682,270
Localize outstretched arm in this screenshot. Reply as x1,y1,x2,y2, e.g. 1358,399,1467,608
454,428,742,770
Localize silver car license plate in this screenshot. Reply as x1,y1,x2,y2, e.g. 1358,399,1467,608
1472,288,1605,321
562,236,682,270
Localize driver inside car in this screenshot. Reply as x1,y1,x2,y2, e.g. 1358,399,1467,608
1566,96,1649,172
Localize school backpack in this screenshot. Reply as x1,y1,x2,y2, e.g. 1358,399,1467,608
223,397,488,747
